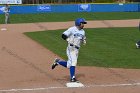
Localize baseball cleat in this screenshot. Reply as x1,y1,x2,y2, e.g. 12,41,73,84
51,58,59,69
70,78,79,82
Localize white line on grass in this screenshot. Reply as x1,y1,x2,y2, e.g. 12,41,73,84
0,83,140,92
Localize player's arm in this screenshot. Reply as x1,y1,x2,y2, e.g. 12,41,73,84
83,37,86,45
62,34,68,40
82,36,86,45
3,7,6,13
62,29,71,41
62,34,70,43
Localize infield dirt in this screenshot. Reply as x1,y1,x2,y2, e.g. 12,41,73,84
0,19,140,93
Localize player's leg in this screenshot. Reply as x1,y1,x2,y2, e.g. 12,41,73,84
57,60,67,67
52,47,69,69
54,46,71,68
7,13,10,23
5,14,8,24
65,46,76,81
70,66,76,82
68,49,79,82
51,58,67,69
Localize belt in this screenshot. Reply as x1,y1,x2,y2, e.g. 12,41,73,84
70,44,79,49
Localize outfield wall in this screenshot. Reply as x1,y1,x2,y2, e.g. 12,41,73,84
0,3,139,14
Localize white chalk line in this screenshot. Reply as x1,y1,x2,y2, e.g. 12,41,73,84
0,82,140,92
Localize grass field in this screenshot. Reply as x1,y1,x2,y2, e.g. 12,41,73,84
0,12,140,24
24,27,140,69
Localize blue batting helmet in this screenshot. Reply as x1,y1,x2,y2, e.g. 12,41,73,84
75,18,87,26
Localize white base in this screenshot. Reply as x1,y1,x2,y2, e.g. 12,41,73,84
66,82,84,87
1,28,7,31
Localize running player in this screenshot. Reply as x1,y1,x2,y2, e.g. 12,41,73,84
51,18,87,82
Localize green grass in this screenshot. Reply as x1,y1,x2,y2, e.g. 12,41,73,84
0,12,140,24
24,27,140,69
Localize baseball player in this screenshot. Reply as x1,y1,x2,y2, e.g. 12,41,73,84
51,18,87,82
3,4,10,24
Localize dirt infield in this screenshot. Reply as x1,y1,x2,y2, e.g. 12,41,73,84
0,19,140,93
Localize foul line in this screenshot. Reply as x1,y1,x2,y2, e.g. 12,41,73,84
0,83,140,92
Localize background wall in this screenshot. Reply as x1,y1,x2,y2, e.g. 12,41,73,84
0,3,139,14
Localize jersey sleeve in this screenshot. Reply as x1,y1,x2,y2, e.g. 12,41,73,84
63,28,72,37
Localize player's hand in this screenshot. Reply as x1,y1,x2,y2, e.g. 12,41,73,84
83,40,86,45
66,38,70,42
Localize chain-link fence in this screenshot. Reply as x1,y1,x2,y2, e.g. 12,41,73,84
22,0,95,4
22,0,139,4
